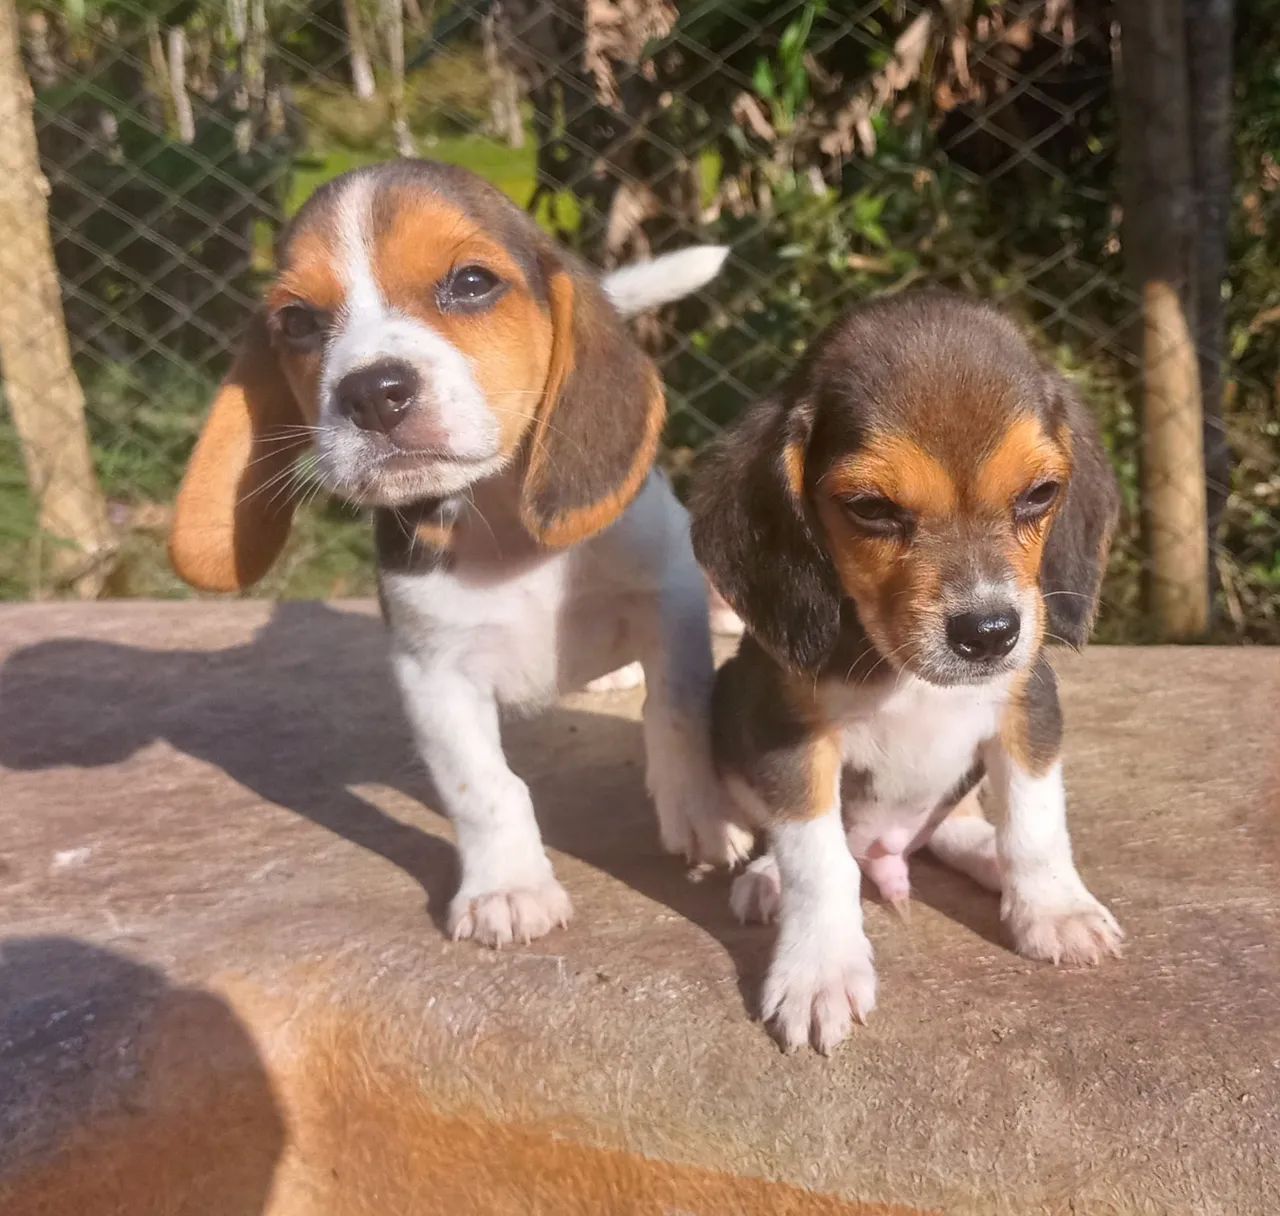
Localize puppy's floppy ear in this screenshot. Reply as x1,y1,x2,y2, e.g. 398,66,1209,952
1041,373,1120,647
519,266,665,547
169,314,308,592
690,394,842,672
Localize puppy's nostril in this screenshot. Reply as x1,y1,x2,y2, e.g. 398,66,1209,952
336,361,419,433
946,609,1020,661
383,380,412,407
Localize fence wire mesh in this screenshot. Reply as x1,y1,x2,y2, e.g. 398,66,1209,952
0,0,1276,641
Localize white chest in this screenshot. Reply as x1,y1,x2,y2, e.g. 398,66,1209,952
821,676,1008,856
382,553,571,706
379,475,688,708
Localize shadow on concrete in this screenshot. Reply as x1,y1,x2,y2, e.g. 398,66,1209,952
0,935,284,1214
0,601,1000,1025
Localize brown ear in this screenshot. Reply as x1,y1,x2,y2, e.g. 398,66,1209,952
518,269,665,547
689,393,842,673
169,315,307,592
1041,373,1121,648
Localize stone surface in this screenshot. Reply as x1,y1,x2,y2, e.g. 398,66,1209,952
0,600,1277,1215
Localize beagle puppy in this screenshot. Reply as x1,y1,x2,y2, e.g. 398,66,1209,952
169,159,750,947
690,292,1123,1053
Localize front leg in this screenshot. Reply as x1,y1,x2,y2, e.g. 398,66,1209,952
765,793,877,1055
638,542,753,867
983,660,1122,965
391,651,570,947
723,692,874,1053
714,651,875,1051
730,797,875,1053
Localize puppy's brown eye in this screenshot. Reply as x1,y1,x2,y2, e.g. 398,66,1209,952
842,494,910,535
277,306,325,346
440,264,503,310
1015,480,1060,522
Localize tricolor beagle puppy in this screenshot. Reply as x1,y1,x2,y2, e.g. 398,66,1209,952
690,292,1123,1053
169,159,750,946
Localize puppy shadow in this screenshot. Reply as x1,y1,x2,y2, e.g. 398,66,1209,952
0,602,462,935
903,856,1006,952
0,935,284,1213
0,603,772,1003
0,601,997,1021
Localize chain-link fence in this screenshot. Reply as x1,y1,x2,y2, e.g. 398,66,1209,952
0,0,1276,641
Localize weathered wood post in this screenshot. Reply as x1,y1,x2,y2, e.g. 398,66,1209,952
0,0,115,597
1117,0,1211,639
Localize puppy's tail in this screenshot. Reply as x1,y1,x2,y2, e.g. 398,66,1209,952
603,245,729,318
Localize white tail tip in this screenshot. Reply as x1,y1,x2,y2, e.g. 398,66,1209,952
602,244,730,317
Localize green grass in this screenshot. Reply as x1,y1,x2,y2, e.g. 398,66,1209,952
0,420,40,599
289,131,543,213
288,53,571,225
286,128,585,239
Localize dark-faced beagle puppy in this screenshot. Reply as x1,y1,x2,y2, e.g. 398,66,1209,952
170,159,750,946
690,292,1123,1053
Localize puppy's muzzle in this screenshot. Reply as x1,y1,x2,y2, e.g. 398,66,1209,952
945,607,1020,662
335,359,419,435
333,358,460,460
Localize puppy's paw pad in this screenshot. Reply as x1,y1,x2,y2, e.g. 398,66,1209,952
1008,896,1122,966
585,662,645,694
449,881,572,947
761,934,877,1055
730,861,781,924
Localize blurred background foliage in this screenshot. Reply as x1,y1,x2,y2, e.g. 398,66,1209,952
0,0,1276,640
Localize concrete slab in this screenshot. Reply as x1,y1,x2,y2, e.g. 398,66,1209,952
0,600,1277,1215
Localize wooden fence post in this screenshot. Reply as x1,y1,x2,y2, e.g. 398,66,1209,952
1185,0,1235,597
0,0,115,597
1117,0,1211,639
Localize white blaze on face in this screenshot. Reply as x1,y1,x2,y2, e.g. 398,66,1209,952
311,176,504,504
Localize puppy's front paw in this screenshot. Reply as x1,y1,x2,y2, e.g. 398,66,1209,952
654,789,754,868
691,816,755,869
730,855,781,924
1005,887,1122,966
448,880,572,947
761,927,877,1055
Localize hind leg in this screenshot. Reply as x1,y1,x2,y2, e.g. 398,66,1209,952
925,788,1003,892
632,486,753,866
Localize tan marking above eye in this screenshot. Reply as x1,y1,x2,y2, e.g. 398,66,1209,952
371,194,530,309
824,434,958,517
271,228,345,315
972,415,1071,512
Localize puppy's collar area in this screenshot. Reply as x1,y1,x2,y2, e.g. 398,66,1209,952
374,495,463,577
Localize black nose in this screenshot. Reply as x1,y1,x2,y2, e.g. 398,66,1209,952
335,361,418,433
946,609,1021,661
